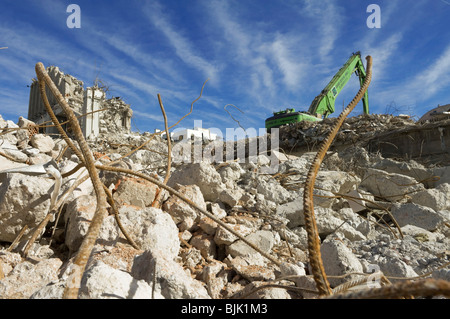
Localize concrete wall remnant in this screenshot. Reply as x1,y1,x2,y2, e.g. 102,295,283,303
28,66,133,139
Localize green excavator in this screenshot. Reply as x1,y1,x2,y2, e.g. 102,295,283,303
265,51,369,130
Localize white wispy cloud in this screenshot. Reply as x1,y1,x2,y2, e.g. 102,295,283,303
266,34,307,91
205,0,278,104
131,110,164,123
206,0,305,106
302,0,343,61
383,44,450,105
95,31,181,85
361,32,403,83
142,2,219,81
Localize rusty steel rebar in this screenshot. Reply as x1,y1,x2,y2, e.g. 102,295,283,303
302,56,373,296
35,62,108,299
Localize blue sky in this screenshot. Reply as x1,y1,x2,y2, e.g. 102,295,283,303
1,0,450,139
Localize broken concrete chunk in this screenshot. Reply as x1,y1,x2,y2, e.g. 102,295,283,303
214,223,254,246
113,176,158,208
316,211,366,242
226,230,275,260
218,162,244,189
320,238,364,287
190,233,217,259
410,183,450,211
230,256,275,281
180,247,203,269
79,260,156,299
378,256,418,281
0,114,7,129
1,147,28,163
279,155,310,173
0,258,62,299
0,152,26,171
315,170,360,195
163,183,206,229
208,202,227,220
280,262,306,278
294,275,318,298
360,168,425,202
118,206,180,259
276,196,304,228
401,225,440,242
432,268,450,282
0,173,54,242
64,195,119,253
167,162,226,201
198,216,219,235
129,148,166,168
219,187,244,208
131,249,210,299
30,134,55,154
391,202,444,231
372,158,432,187
28,153,53,165
432,166,450,187
279,227,309,251
238,281,292,299
256,177,293,204
202,260,229,299
0,251,22,279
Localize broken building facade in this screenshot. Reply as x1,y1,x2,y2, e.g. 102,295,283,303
28,66,133,139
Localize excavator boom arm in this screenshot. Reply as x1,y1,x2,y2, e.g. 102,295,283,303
308,51,369,118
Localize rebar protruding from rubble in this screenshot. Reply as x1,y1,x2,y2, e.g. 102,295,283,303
95,163,283,267
302,55,373,296
151,93,172,208
326,278,450,299
33,65,282,298
35,62,108,299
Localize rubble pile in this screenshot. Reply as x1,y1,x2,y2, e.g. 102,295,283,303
0,112,449,299
279,113,416,151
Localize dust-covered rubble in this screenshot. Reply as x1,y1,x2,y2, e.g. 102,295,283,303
0,113,449,299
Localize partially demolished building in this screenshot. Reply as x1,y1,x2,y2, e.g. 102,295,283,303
28,66,133,139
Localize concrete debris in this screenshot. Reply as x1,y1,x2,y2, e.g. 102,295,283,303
112,176,158,208
390,203,445,231
409,183,450,211
64,195,119,253
279,113,415,152
229,255,276,281
131,249,210,299
168,162,226,202
226,230,276,261
0,254,62,298
0,112,449,299
360,168,425,202
78,260,156,299
117,206,180,259
163,183,207,231
0,173,54,242
320,237,364,286
30,134,55,154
